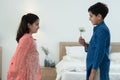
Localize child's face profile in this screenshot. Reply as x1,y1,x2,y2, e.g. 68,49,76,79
28,19,40,33
89,12,102,25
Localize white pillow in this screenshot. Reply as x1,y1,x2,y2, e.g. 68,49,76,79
65,46,86,59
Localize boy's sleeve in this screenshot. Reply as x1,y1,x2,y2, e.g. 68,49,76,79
92,30,107,70
85,46,88,52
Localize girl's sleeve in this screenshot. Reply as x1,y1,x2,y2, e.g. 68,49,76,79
16,36,32,68
7,35,33,79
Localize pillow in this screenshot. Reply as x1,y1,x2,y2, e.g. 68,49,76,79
109,45,112,53
110,52,120,63
65,46,86,59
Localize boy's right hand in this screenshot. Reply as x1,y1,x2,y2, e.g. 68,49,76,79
78,36,85,46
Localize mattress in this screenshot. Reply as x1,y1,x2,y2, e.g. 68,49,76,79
61,72,86,80
56,51,120,80
61,64,120,80
61,72,120,80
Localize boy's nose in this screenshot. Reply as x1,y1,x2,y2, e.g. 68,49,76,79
38,26,40,29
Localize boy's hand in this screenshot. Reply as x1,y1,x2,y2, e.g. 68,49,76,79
78,36,85,46
89,69,96,80
89,73,94,80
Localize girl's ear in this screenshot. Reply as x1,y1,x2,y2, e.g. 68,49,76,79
28,23,31,29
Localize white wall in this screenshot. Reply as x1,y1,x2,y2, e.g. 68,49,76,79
0,0,120,80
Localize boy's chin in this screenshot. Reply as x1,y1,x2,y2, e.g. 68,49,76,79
91,22,98,25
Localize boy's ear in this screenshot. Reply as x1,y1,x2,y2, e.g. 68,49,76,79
97,14,102,19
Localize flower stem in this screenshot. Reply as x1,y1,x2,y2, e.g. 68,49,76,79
80,32,82,37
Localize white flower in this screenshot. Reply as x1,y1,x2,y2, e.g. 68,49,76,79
79,27,85,32
79,27,85,36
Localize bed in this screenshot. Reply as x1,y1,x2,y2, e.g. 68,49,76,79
56,42,120,80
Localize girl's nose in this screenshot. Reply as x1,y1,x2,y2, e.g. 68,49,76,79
38,26,40,29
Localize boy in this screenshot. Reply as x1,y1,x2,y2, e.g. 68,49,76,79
79,2,110,80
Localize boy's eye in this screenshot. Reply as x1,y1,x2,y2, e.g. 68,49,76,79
37,23,39,26
90,15,93,18
89,16,92,18
35,23,39,26
90,15,93,17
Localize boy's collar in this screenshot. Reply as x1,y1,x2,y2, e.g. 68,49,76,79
96,21,104,27
93,21,104,31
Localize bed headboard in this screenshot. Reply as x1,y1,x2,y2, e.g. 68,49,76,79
0,47,2,80
59,42,120,61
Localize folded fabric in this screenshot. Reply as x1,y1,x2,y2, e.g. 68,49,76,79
56,55,86,80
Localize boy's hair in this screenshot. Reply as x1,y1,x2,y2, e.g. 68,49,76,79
88,2,109,19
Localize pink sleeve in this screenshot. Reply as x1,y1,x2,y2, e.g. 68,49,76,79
7,35,33,79
16,35,33,69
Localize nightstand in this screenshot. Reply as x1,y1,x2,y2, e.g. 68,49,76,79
41,67,56,80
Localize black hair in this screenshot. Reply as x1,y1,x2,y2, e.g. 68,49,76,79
88,2,109,19
16,13,39,42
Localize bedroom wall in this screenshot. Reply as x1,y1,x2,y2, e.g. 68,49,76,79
0,0,120,80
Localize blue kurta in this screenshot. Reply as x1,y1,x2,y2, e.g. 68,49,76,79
86,21,111,80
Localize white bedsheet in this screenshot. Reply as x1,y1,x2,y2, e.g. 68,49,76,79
56,52,120,80
60,64,120,80
61,71,120,80
56,55,86,80
61,72,86,80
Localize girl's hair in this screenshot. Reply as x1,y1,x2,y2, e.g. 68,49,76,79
16,13,39,43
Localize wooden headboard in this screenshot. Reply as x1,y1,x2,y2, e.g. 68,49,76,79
59,42,120,61
0,47,2,80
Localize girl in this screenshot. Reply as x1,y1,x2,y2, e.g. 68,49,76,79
7,13,41,80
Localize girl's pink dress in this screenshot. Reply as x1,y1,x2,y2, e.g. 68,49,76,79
7,33,41,80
